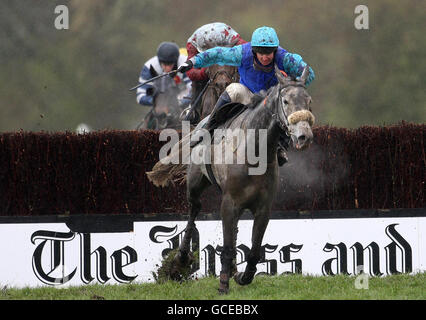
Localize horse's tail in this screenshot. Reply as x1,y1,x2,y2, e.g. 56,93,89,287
146,132,192,187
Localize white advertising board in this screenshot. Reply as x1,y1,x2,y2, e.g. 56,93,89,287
0,213,425,288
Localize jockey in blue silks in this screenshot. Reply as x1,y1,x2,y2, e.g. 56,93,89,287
178,26,315,166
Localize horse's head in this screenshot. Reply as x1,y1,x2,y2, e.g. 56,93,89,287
200,65,239,119
148,75,186,129
275,65,314,150
153,75,184,114
206,65,239,96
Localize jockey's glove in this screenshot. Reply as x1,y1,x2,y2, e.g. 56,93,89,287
177,58,194,73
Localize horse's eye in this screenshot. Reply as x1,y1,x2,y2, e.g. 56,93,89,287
284,100,289,105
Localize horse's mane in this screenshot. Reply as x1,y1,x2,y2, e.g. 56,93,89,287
247,94,264,109
247,86,278,110
247,77,306,111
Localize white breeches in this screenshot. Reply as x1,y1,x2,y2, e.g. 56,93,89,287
224,83,254,105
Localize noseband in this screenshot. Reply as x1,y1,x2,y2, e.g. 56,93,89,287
265,82,314,134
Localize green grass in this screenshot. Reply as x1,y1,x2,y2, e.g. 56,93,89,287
1,273,425,300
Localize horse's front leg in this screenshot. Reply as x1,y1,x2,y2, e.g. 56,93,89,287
234,207,270,286
218,195,240,294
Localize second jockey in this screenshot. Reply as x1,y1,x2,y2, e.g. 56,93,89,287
185,22,247,121
136,41,191,108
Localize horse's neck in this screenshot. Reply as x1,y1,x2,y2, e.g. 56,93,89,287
245,88,278,130
201,86,219,118
243,88,282,155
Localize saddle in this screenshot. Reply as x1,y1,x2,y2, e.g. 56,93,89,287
208,99,291,150
206,102,247,131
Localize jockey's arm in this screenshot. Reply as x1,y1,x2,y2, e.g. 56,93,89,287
136,64,156,106
136,85,155,106
185,42,208,81
192,45,243,69
280,50,315,86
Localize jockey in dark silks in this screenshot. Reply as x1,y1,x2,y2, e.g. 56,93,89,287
178,26,315,166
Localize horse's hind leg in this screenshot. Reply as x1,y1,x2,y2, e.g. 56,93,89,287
176,165,210,266
234,207,270,286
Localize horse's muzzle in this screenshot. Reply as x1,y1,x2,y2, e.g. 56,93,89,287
290,120,313,150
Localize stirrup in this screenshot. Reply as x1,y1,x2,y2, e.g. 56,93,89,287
277,149,288,166
179,106,191,121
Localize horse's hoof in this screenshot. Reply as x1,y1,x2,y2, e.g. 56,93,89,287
234,271,255,286
173,250,193,268
218,286,229,295
234,272,246,286
171,253,183,268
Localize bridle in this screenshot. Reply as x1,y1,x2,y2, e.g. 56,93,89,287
263,81,308,136
208,68,238,92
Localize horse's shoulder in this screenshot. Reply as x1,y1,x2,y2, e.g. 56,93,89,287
248,94,265,109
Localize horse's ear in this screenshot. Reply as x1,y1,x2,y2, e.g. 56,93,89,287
275,65,289,85
300,65,310,84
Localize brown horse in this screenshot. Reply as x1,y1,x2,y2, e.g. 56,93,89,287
166,66,315,294
182,64,239,124
199,65,239,120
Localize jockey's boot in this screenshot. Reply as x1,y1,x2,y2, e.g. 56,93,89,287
190,91,231,148
277,147,288,166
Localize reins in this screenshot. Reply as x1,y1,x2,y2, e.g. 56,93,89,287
262,79,308,132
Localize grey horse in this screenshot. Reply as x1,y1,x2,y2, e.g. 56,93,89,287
137,70,188,130
167,65,315,294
